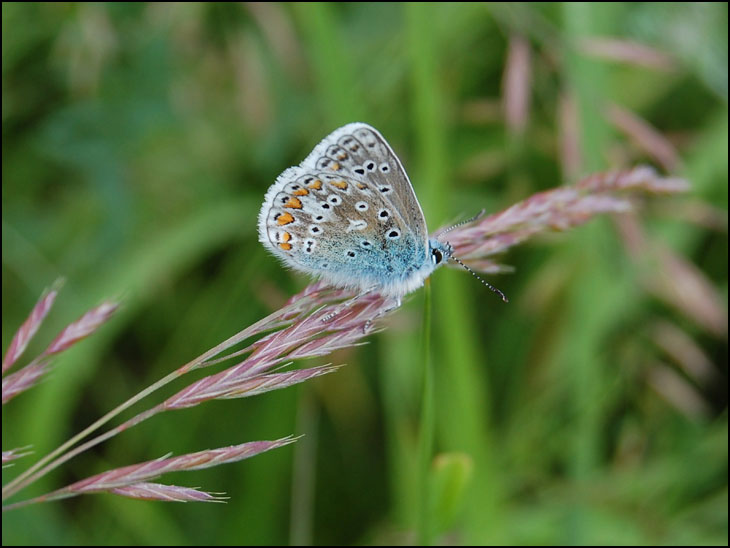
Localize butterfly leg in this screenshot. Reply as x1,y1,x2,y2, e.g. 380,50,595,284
363,296,401,333
321,288,402,333
321,289,376,324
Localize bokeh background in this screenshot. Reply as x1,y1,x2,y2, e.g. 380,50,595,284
2,2,727,545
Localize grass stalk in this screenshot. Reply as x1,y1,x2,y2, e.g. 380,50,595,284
416,281,435,545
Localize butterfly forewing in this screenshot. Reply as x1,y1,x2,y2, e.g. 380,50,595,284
301,123,429,247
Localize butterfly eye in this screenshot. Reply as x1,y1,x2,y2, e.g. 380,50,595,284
432,249,443,264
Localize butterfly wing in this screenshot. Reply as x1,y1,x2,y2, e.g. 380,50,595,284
258,123,435,296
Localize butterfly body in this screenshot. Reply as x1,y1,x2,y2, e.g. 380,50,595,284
258,123,452,298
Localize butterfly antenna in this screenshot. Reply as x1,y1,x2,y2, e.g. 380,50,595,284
449,255,509,303
433,209,486,238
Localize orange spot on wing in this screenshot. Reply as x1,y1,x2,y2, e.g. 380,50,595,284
284,197,303,209
330,180,348,190
276,212,294,225
356,183,367,189
330,162,340,171
292,188,309,196
308,180,323,190
279,242,292,251
281,232,291,243
337,152,348,160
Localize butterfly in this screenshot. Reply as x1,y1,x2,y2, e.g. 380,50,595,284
258,122,507,306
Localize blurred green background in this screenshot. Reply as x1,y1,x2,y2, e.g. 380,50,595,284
2,2,727,545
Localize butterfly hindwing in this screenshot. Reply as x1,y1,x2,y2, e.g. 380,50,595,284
260,170,428,293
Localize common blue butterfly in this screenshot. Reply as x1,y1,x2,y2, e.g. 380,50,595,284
258,123,507,305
